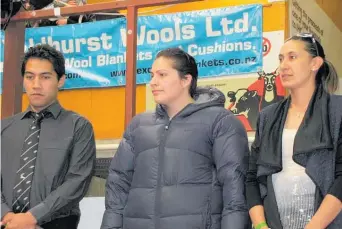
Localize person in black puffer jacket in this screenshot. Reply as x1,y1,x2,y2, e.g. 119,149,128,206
101,47,250,229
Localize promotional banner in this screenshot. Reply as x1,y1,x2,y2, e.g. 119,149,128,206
0,4,263,93
146,30,286,131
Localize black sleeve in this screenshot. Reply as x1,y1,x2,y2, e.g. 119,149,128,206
245,116,263,209
212,114,249,229
327,121,342,201
38,19,57,27
100,122,135,229
67,14,95,24
67,15,79,24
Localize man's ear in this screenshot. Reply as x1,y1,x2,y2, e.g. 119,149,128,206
58,75,66,89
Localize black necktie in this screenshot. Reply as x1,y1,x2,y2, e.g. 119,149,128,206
12,111,49,213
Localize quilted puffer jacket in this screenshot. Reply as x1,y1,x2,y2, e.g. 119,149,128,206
101,87,250,229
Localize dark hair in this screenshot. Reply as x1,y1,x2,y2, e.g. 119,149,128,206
287,33,339,93
156,47,198,98
21,44,65,80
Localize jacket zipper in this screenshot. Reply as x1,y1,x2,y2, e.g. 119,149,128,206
154,119,171,229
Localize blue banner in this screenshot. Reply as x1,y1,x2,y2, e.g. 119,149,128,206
0,4,263,92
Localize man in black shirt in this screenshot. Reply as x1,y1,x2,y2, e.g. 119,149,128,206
1,44,96,229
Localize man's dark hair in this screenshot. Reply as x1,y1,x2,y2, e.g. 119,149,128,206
21,44,65,80
156,47,198,98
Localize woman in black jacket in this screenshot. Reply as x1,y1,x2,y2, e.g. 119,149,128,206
101,48,250,229
246,33,342,229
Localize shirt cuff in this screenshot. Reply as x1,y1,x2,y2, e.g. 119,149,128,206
29,202,50,225
328,176,342,202
246,185,263,210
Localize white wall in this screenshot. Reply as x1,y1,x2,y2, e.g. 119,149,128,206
289,0,342,77
79,197,106,229
337,78,342,95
